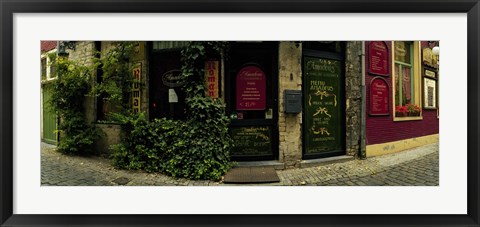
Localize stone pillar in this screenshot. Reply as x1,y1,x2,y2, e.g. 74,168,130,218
278,42,303,167
345,41,363,157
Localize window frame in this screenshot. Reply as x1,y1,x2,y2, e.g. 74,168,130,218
392,41,423,121
41,49,58,82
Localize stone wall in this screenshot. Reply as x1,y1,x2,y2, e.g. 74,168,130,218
344,41,362,156
278,41,363,166
67,41,96,124
94,123,121,155
278,42,303,167
66,41,148,155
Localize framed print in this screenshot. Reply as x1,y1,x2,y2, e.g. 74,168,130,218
424,77,437,109
1,1,479,227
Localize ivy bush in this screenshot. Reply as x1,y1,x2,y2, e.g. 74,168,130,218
110,41,234,180
90,41,136,114
49,58,100,154
111,106,232,180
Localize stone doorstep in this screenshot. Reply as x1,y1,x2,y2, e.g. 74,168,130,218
233,161,285,170
299,155,354,168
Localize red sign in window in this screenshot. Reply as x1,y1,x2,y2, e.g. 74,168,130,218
368,41,389,76
236,65,266,110
369,77,390,116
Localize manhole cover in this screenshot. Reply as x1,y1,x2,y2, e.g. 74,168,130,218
113,177,130,185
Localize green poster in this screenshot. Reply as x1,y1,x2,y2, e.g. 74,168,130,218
304,57,342,154
231,126,271,156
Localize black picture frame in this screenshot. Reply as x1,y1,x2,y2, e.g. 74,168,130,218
1,0,479,226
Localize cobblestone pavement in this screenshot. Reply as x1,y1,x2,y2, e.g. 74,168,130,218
41,142,438,186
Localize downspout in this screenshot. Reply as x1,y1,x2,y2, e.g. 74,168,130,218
360,41,367,159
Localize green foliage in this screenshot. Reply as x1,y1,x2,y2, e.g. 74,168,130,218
110,110,233,180
111,41,234,180
49,58,100,154
90,42,136,114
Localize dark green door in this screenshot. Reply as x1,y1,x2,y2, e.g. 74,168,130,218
303,46,345,159
42,84,58,144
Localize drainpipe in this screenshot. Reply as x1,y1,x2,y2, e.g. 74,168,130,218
360,41,367,159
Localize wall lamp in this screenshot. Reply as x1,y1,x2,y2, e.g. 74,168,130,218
57,41,76,57
428,41,439,56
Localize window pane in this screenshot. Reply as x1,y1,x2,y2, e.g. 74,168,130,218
49,60,56,79
41,58,47,80
395,64,400,105
152,41,188,51
402,67,412,105
394,41,411,64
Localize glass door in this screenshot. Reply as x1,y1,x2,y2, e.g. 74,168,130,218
226,42,279,161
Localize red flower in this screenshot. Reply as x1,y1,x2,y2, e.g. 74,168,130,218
395,105,408,114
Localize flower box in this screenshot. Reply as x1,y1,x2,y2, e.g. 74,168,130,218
395,104,421,118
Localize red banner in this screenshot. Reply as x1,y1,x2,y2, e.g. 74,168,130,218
236,65,266,110
204,60,219,99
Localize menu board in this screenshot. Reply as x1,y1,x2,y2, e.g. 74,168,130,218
368,41,389,76
369,77,389,115
230,126,271,156
236,65,266,110
304,56,342,154
424,78,437,108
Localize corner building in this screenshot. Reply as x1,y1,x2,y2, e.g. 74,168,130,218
59,41,438,168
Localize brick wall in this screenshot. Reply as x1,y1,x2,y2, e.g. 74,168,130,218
365,41,439,145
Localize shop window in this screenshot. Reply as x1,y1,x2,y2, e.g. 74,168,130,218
393,41,422,120
95,41,112,121
422,41,439,113
149,49,187,120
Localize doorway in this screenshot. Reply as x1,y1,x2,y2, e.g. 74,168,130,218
226,42,279,161
302,42,346,159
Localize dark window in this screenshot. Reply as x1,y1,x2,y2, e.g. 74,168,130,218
41,58,47,80
149,50,187,120
95,41,108,121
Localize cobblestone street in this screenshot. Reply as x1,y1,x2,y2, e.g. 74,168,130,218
41,142,439,186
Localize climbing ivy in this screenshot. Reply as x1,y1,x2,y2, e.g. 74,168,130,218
90,41,136,115
111,41,234,180
49,57,100,154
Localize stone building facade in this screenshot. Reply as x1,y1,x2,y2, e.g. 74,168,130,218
59,41,368,167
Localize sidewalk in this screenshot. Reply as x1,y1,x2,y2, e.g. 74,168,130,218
41,142,438,186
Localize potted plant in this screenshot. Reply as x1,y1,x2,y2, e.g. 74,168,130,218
406,103,421,116
395,105,408,117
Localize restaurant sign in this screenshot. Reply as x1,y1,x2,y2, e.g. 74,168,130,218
230,126,271,156
132,63,141,114
162,69,183,87
236,65,266,110
369,77,389,116
304,56,342,154
368,41,389,76
205,60,219,99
